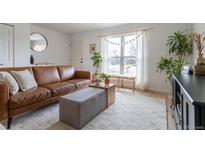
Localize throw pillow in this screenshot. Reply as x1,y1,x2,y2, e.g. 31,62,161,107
0,72,19,95
11,69,38,92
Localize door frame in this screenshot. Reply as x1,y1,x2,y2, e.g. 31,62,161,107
0,23,14,67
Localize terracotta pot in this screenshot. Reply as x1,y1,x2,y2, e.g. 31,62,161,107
104,79,110,85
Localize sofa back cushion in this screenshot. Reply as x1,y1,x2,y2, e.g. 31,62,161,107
0,67,33,94
33,66,60,85
57,65,75,81
0,72,19,95
11,69,38,92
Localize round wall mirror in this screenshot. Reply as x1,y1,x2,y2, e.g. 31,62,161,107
30,33,48,52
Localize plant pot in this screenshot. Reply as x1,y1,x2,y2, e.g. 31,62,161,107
104,79,110,85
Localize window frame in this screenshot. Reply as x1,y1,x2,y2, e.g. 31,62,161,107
107,34,137,76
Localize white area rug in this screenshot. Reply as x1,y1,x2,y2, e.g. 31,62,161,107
1,92,167,130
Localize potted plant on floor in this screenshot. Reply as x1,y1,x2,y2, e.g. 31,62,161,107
99,73,111,85
157,31,193,81
91,51,103,81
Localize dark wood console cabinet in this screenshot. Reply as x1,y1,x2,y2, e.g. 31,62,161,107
172,73,205,130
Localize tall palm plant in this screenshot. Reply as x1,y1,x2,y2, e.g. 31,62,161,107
91,52,102,74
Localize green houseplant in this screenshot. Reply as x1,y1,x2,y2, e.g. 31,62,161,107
157,31,192,80
90,52,103,75
99,73,111,85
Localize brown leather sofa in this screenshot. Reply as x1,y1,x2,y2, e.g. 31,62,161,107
0,65,91,129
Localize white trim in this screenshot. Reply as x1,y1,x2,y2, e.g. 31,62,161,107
97,27,153,38
102,33,139,76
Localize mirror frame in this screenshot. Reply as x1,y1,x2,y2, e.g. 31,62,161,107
30,32,48,52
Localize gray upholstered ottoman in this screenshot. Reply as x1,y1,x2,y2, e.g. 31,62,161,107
59,87,106,129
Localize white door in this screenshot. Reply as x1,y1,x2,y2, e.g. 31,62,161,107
0,24,14,67
71,40,83,70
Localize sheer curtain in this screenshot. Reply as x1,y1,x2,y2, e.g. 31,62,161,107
101,37,109,73
136,31,148,91
101,31,148,91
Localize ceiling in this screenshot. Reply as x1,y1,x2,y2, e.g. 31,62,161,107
33,23,126,34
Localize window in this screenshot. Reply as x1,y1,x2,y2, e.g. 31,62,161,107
103,34,140,76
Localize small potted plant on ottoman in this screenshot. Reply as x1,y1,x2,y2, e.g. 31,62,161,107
99,73,111,85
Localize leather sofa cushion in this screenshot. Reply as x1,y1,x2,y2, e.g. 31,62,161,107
58,65,75,81
42,82,76,97
9,87,51,109
33,66,60,85
64,79,91,88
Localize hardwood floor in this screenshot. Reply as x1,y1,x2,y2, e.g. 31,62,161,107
117,88,168,99
166,96,175,129
138,90,168,99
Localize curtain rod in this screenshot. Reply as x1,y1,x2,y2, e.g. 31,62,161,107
97,27,153,37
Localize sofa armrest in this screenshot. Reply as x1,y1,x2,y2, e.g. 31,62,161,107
75,71,91,80
0,81,9,121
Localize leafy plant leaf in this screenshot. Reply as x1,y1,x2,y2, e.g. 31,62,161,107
90,52,103,74
157,30,192,81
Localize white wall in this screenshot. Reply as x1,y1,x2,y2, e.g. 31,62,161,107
31,24,71,65
4,23,193,93
192,23,205,33
11,23,31,67
71,23,192,93
6,23,71,67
